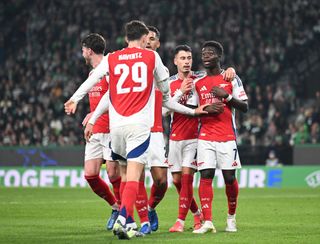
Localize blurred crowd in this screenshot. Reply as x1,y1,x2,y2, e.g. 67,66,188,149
0,0,320,146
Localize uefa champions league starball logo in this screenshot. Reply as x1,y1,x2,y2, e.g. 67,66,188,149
305,171,320,188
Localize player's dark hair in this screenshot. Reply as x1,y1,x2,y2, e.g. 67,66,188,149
174,45,192,56
202,41,224,57
125,20,149,41
147,26,160,39
81,33,106,54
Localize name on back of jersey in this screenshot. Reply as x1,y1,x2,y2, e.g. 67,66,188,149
118,52,142,60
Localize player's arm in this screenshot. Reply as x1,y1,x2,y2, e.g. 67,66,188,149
64,55,109,115
172,77,193,102
223,67,236,82
211,80,249,113
162,77,191,116
84,91,110,141
157,78,208,116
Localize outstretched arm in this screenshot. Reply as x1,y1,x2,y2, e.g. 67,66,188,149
64,56,109,115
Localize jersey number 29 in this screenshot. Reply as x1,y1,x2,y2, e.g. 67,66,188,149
115,62,147,94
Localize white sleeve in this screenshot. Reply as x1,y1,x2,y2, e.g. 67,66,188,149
88,91,109,125
232,76,248,100
163,98,195,116
154,52,170,82
70,55,109,103
172,89,183,102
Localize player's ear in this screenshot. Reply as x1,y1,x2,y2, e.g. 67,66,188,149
174,56,177,66
156,41,160,49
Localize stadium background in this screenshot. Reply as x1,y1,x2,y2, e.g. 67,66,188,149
0,1,320,243
1,0,320,149
1,0,320,170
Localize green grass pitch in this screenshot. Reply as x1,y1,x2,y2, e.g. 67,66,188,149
1,187,319,243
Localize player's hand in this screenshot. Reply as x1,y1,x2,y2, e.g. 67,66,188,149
84,123,94,142
211,86,228,99
204,102,225,114
223,67,236,81
64,100,77,115
82,112,93,126
194,104,209,116
180,77,193,94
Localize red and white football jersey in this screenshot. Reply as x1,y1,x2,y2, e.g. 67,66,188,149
194,74,248,142
151,89,163,132
107,47,168,129
168,71,205,141
88,72,109,134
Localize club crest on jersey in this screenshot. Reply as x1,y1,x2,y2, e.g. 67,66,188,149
219,83,229,88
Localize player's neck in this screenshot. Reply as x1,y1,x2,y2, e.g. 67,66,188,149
206,65,221,76
128,40,144,49
91,55,103,69
178,71,191,80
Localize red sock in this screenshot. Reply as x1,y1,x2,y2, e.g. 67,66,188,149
173,179,198,213
148,182,168,209
225,179,239,215
178,174,194,220
120,181,126,200
135,181,149,223
190,198,199,213
110,177,121,205
85,175,116,206
199,178,213,221
119,181,139,221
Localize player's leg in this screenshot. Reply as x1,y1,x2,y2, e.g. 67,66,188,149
170,139,200,232
148,166,167,231
135,169,151,234
168,140,185,232
149,167,168,208
102,134,121,205
180,140,203,230
193,140,217,234
219,140,241,232
118,163,127,199
222,169,238,232
147,132,168,231
100,134,122,230
84,134,118,210
84,158,118,208
112,125,150,239
106,160,121,204
103,160,121,230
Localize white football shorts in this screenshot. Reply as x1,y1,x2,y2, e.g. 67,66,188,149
110,125,151,165
197,140,241,171
84,133,112,161
168,139,197,173
147,132,168,168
